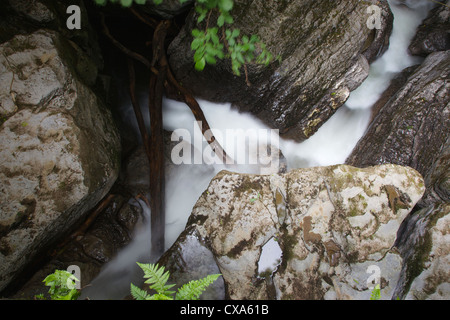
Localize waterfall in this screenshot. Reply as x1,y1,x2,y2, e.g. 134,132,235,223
80,0,435,300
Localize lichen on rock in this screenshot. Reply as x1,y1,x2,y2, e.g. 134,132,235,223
393,202,450,300
158,164,425,300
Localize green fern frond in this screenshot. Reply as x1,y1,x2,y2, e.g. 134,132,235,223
148,293,174,300
136,262,176,296
370,284,381,300
175,274,221,300
130,283,150,300
132,262,221,300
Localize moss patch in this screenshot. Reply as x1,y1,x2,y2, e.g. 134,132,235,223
402,204,449,298
233,175,264,199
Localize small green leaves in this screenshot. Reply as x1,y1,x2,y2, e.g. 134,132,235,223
250,192,261,204
189,0,274,78
195,5,209,23
224,29,272,76
217,0,234,25
217,12,234,26
195,57,206,71
218,0,233,12
120,0,133,6
191,37,204,51
42,270,80,300
191,27,224,71
217,14,225,27
94,0,275,79
192,23,273,76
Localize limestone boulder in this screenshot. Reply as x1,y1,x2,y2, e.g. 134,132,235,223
0,30,121,293
158,164,425,300
1,0,103,86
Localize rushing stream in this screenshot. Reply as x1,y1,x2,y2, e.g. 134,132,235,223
80,0,435,299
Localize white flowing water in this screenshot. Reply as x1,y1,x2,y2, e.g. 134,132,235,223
80,0,435,299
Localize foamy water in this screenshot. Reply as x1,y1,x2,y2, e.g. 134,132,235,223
81,0,435,299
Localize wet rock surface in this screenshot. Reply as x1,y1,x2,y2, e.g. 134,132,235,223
10,195,142,299
408,0,450,56
157,227,225,300
393,202,449,300
158,164,425,300
346,50,450,209
140,0,194,19
168,0,393,142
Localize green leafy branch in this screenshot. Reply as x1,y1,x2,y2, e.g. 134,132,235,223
42,270,80,300
93,0,275,82
131,262,221,300
190,0,274,81
191,28,224,70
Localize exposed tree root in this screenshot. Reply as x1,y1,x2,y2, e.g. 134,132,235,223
100,12,232,256
147,20,169,255
127,58,151,160
52,193,117,255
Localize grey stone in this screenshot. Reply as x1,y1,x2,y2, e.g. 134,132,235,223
7,0,55,23
158,164,425,300
409,0,450,56
0,30,121,293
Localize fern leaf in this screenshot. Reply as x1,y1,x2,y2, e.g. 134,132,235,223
175,274,221,300
130,283,150,300
136,262,176,296
148,293,173,300
370,284,381,300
